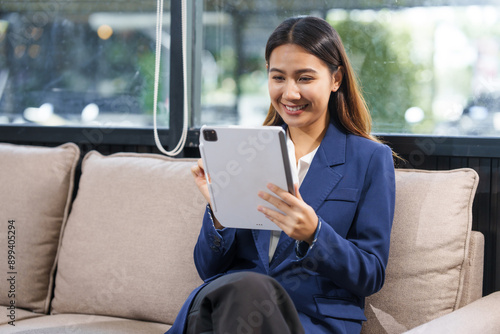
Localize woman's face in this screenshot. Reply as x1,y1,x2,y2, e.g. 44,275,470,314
267,43,341,134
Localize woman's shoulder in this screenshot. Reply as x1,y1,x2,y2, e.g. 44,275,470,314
343,134,395,175
321,122,394,164
346,132,391,155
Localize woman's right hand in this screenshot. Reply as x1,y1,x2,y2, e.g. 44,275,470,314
191,158,211,204
191,159,224,229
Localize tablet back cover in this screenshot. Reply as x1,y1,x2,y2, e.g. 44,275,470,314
199,126,293,230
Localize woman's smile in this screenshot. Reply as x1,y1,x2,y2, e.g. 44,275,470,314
282,103,308,115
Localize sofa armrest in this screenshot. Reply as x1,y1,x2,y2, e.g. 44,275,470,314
458,231,484,308
404,291,500,333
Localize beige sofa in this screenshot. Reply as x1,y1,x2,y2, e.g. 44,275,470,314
0,142,499,334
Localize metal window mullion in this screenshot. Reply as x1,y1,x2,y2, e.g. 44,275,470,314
168,0,185,155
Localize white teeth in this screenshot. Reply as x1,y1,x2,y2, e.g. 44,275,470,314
285,104,306,112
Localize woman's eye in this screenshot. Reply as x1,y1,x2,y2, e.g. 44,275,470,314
299,77,313,82
272,76,285,81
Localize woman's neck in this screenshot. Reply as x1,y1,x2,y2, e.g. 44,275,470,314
288,122,328,162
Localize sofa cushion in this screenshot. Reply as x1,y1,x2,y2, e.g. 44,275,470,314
0,143,80,314
362,168,479,333
0,313,170,333
51,152,205,324
0,307,44,325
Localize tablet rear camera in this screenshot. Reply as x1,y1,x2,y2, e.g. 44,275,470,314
203,129,218,142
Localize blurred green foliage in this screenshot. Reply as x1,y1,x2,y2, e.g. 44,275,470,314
201,11,431,132
328,16,423,133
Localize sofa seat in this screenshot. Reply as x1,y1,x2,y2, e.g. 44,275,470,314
405,291,500,333
0,308,44,326
0,314,170,333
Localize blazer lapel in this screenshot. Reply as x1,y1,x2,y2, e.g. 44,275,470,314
269,122,347,266
298,122,346,211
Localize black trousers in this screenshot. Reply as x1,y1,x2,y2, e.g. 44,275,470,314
186,271,305,334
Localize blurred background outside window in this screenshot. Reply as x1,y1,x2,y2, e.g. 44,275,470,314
0,0,170,127
199,1,500,136
1,0,499,137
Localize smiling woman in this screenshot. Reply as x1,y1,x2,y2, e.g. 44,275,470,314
170,16,396,334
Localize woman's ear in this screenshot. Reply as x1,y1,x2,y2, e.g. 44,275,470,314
331,66,343,92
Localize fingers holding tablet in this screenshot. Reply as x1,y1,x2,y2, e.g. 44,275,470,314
258,183,318,243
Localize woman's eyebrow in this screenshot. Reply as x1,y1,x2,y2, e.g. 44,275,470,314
268,68,318,74
268,67,285,73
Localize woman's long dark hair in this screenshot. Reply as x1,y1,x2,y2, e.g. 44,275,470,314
263,16,380,144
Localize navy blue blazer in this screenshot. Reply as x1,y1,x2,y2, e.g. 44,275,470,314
167,121,395,333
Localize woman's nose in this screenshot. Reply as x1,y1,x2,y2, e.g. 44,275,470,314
283,81,300,101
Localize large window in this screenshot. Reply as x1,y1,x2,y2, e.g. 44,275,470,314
1,1,500,137
0,0,170,127
199,1,500,136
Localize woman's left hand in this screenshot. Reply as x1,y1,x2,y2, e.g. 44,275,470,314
258,183,318,244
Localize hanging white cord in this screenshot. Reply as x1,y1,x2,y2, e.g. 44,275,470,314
153,0,189,156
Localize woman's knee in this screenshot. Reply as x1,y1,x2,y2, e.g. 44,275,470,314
220,272,285,299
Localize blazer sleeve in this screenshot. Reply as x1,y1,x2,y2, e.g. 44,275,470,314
193,205,238,281
294,144,395,297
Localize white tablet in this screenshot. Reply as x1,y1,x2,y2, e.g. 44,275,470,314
199,125,294,230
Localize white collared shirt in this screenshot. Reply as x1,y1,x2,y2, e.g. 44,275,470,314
268,131,319,262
